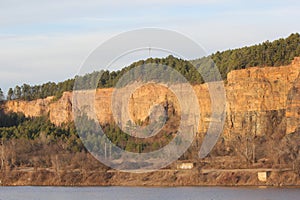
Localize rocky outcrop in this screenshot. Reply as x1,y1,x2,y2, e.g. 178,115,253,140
225,58,300,136
286,75,300,134
224,61,300,137
3,57,300,137
3,96,53,117
49,92,73,125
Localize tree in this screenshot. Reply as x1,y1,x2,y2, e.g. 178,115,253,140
14,86,21,99
7,88,13,100
21,83,31,100
0,88,4,101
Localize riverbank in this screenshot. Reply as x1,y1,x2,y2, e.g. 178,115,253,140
1,167,299,187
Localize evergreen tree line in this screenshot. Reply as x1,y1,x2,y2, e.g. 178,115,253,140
1,33,300,101
208,33,300,80
0,110,83,152
0,110,173,154
4,79,74,101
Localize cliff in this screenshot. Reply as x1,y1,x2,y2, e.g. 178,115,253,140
3,57,300,137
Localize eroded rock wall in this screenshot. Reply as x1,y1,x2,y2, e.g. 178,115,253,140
3,57,300,137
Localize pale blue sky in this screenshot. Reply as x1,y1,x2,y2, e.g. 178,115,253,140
0,0,300,93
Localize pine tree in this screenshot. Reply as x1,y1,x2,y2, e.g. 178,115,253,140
7,88,13,100
0,88,4,101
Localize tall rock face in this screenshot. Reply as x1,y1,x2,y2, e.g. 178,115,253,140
49,92,73,125
286,74,300,134
3,96,54,117
3,57,300,137
225,59,300,137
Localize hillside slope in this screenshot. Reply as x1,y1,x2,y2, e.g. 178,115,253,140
1,58,300,186
3,57,300,137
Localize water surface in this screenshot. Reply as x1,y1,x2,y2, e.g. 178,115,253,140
0,186,299,200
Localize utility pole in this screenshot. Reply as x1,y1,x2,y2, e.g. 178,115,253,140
109,143,112,159
1,138,4,170
148,45,151,57
252,142,256,164
245,137,249,164
105,143,107,159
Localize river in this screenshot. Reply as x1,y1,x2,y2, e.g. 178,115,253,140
0,186,299,200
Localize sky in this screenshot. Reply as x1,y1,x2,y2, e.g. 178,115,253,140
0,0,300,94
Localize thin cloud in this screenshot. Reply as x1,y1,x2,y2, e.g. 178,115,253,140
0,0,233,26
0,0,299,93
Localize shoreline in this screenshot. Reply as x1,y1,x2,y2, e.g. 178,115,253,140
1,185,300,189
1,167,299,187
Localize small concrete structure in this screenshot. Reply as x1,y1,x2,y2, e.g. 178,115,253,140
257,171,269,182
177,162,194,170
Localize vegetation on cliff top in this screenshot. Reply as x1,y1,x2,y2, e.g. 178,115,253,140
209,32,300,79
1,33,300,101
